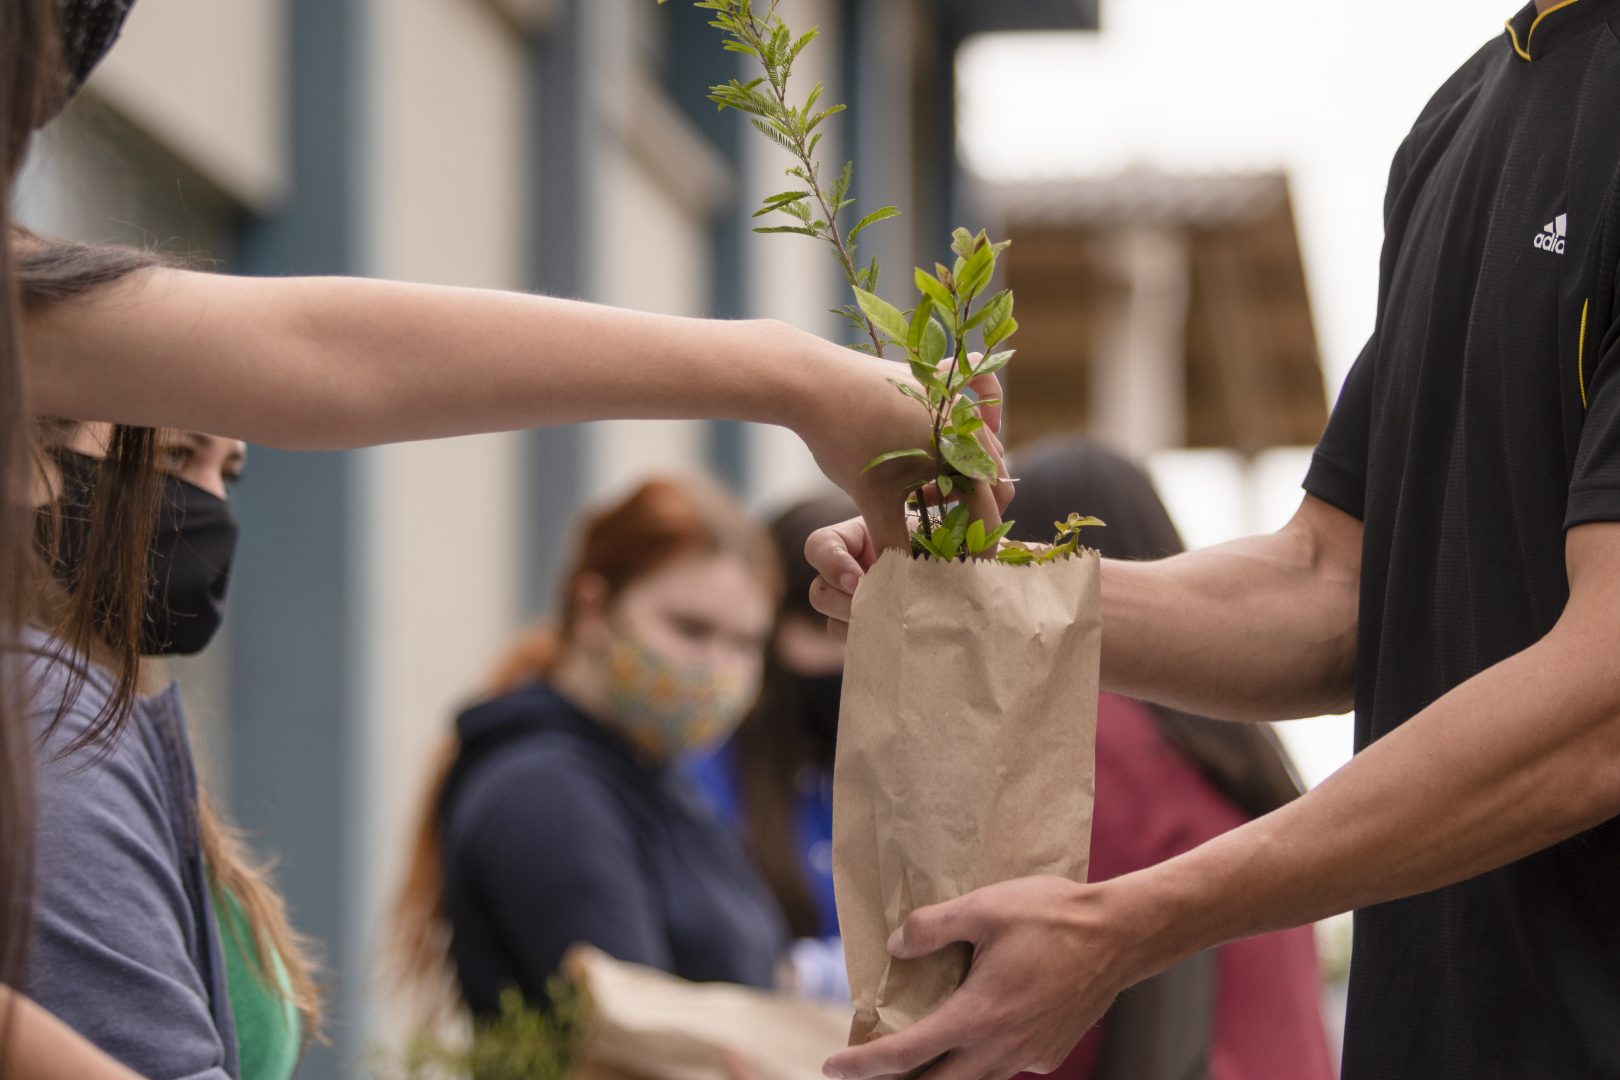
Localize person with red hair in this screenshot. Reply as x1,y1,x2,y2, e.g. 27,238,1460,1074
390,478,792,1019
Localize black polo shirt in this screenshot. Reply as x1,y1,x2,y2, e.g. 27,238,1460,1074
1303,1,1620,1074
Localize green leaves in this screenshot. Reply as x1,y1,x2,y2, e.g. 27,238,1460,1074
939,432,997,481
862,447,931,474
1058,513,1107,533
908,506,1015,561
850,205,901,241
670,0,1102,563
972,350,1015,379
966,519,1015,558
920,317,948,368
992,513,1107,565
984,317,1019,351
914,267,954,314
906,296,934,353
853,287,908,344
752,190,811,218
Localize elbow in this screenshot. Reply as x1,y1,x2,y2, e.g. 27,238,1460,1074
1294,503,1362,718
1582,699,1620,825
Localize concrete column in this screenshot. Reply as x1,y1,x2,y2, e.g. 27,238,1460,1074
1089,228,1190,459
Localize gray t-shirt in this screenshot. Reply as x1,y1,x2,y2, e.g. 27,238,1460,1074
22,629,238,1079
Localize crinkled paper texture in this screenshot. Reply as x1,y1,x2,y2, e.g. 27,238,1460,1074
833,551,1101,1046
567,946,850,1080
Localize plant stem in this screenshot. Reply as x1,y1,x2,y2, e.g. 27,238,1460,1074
911,486,935,540
740,7,886,359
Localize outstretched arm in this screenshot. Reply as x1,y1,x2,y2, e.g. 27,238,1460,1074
22,267,966,548
0,990,144,1080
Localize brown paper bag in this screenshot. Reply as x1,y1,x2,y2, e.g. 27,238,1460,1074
833,549,1101,1043
565,946,851,1080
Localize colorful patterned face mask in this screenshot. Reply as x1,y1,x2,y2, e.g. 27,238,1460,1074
603,633,753,763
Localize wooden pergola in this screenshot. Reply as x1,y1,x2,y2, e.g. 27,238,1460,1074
989,169,1328,458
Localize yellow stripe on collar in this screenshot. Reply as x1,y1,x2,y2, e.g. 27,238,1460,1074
1505,0,1585,61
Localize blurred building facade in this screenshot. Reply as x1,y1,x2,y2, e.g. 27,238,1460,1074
15,0,1100,1074
991,169,1326,461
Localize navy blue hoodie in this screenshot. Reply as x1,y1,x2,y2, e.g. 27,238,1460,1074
438,681,789,1015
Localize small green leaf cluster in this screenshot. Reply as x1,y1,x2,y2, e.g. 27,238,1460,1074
997,514,1109,566
374,981,587,1080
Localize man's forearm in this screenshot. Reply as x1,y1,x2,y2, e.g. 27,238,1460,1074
1118,605,1620,980
1101,497,1361,722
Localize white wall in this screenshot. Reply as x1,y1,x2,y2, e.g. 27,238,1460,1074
581,0,730,501
356,0,532,1045
87,0,288,211
585,141,718,499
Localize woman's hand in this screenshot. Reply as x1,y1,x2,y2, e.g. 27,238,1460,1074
790,335,1010,553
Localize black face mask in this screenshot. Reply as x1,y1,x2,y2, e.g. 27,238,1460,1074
51,1,138,111
44,449,238,656
793,671,843,759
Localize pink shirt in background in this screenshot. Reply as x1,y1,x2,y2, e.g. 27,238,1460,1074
1034,693,1336,1080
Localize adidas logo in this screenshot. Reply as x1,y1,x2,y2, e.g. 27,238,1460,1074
1533,213,1567,255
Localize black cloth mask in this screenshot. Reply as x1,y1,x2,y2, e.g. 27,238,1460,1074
44,449,238,656
53,0,137,107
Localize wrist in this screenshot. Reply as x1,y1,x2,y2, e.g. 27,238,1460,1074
731,318,812,428
748,319,876,433
1079,867,1222,991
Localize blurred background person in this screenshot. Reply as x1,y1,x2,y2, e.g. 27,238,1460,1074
27,420,322,1080
1006,437,1333,1080
687,494,858,1002
389,477,792,1022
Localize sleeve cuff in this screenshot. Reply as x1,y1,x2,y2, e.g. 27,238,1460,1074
1564,482,1620,530
1303,450,1366,522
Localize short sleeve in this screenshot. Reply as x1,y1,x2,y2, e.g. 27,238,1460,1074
1302,129,1427,523
25,715,232,1080
1566,301,1620,528
1304,334,1377,521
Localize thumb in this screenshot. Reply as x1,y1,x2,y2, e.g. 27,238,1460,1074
888,896,978,959
805,518,873,596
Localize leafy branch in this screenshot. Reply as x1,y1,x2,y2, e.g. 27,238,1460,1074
662,0,1102,560
677,0,896,356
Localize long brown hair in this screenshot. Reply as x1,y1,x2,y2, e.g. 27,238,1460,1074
1,0,179,1018
0,0,60,1001
385,476,778,1021
1008,438,1304,818
50,416,327,1046
197,792,325,1047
